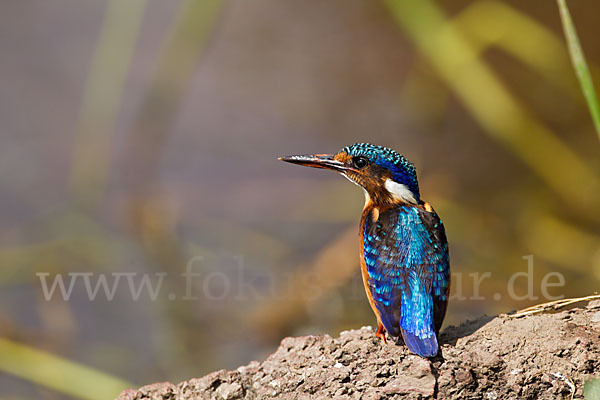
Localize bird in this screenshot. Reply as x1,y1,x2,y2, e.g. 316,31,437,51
279,143,450,357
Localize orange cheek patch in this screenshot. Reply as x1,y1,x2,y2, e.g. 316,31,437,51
424,202,433,212
334,152,352,164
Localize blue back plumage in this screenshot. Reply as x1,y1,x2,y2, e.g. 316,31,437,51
341,143,420,202
362,204,450,357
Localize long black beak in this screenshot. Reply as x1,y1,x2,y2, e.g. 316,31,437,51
278,153,349,172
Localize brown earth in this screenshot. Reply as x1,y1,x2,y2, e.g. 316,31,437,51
118,301,600,399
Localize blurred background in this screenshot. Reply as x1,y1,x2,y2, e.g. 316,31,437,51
1,0,599,398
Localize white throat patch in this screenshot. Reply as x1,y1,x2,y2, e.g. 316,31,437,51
341,173,370,206
384,179,417,204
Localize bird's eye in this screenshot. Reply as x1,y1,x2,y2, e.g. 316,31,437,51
352,156,369,169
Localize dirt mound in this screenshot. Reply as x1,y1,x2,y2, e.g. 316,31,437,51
118,301,600,399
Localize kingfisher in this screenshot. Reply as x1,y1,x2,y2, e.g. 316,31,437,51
279,143,450,357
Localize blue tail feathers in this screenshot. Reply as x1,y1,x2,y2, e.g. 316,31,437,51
401,329,439,357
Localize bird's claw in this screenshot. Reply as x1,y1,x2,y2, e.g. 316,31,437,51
376,323,387,344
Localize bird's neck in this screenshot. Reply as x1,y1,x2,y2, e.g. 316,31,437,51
362,187,425,225
363,190,417,210
361,197,401,225
361,178,419,209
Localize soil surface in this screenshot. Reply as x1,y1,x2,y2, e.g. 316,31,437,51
118,301,600,399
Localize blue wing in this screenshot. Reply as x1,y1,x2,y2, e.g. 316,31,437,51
362,204,450,357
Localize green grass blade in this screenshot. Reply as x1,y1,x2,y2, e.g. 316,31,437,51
557,0,600,140
383,0,600,215
585,378,600,400
70,0,148,210
450,1,580,100
0,337,133,400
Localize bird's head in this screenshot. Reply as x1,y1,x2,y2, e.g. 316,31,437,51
279,143,420,206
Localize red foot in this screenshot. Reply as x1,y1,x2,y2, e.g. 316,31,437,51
376,323,387,344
